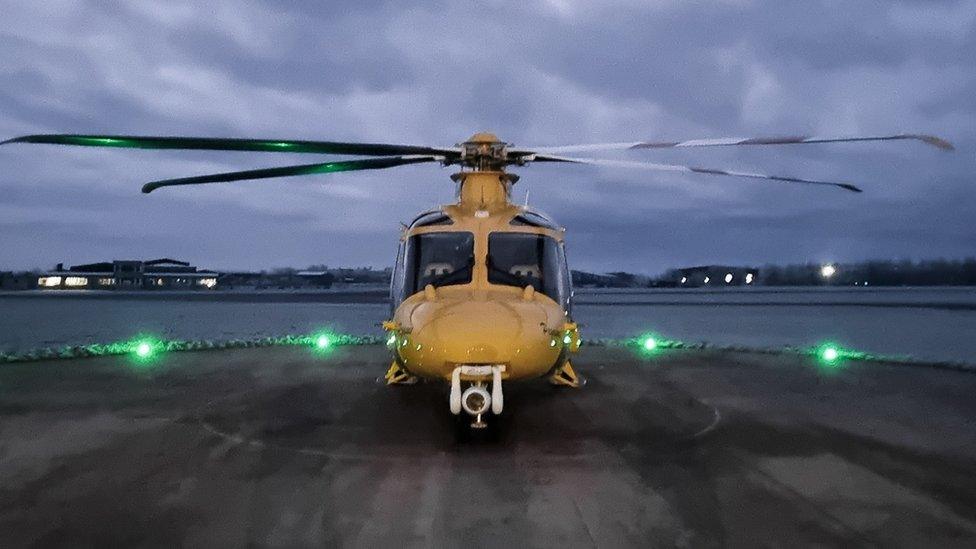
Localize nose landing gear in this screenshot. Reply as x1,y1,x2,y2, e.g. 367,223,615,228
450,365,506,428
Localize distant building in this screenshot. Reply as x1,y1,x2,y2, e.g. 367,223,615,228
36,258,218,290
676,265,758,287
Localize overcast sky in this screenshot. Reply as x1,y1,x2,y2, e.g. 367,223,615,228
1,0,973,273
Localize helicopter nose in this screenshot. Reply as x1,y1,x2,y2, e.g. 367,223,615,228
396,294,562,379
418,299,525,362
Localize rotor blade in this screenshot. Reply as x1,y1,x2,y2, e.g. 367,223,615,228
141,155,441,193
514,133,953,155
532,155,863,192
1,134,459,157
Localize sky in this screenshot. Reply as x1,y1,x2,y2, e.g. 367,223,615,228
1,0,974,274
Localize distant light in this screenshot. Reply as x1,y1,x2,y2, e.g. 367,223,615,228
386,334,396,347
864,281,869,286
64,276,89,287
550,339,557,347
38,276,62,287
643,337,658,351
704,276,710,284
563,334,572,345
821,264,837,278
680,277,687,284
724,273,733,284
315,335,331,349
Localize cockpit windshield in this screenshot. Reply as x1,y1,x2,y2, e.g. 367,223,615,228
488,232,570,308
401,232,474,297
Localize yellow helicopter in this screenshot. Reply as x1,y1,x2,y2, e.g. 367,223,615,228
1,130,953,428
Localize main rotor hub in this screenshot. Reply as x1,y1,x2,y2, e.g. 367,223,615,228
458,132,509,171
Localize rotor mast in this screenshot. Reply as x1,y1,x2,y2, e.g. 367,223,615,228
452,132,518,212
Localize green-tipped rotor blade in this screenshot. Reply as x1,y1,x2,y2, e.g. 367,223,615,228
1,134,458,157
141,155,440,193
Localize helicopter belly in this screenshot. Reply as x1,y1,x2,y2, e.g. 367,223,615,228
390,293,567,381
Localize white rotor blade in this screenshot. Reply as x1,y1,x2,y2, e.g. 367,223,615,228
516,133,953,155
532,155,863,192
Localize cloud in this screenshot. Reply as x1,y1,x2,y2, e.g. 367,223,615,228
0,0,974,272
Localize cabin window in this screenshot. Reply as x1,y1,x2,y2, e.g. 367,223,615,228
487,233,570,307
401,232,475,299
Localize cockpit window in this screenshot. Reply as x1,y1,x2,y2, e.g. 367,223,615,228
402,232,474,297
487,232,570,307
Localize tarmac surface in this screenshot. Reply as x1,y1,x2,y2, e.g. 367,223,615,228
1,345,975,547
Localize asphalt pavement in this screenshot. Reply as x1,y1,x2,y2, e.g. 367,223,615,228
1,345,975,547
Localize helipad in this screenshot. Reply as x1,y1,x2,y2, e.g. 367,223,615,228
1,346,974,546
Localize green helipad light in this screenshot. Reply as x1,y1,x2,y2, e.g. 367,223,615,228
643,337,658,351
315,335,331,349
136,342,153,358
822,346,839,362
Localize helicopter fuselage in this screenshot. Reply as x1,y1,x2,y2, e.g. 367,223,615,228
382,170,582,421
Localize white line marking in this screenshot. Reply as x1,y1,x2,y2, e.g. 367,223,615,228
690,400,722,439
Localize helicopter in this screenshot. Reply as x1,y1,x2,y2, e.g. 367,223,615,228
1,130,953,428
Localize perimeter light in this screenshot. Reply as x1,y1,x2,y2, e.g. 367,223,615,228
131,338,162,362
821,264,837,278
643,337,658,351
821,346,839,362
315,335,332,349
136,342,153,357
